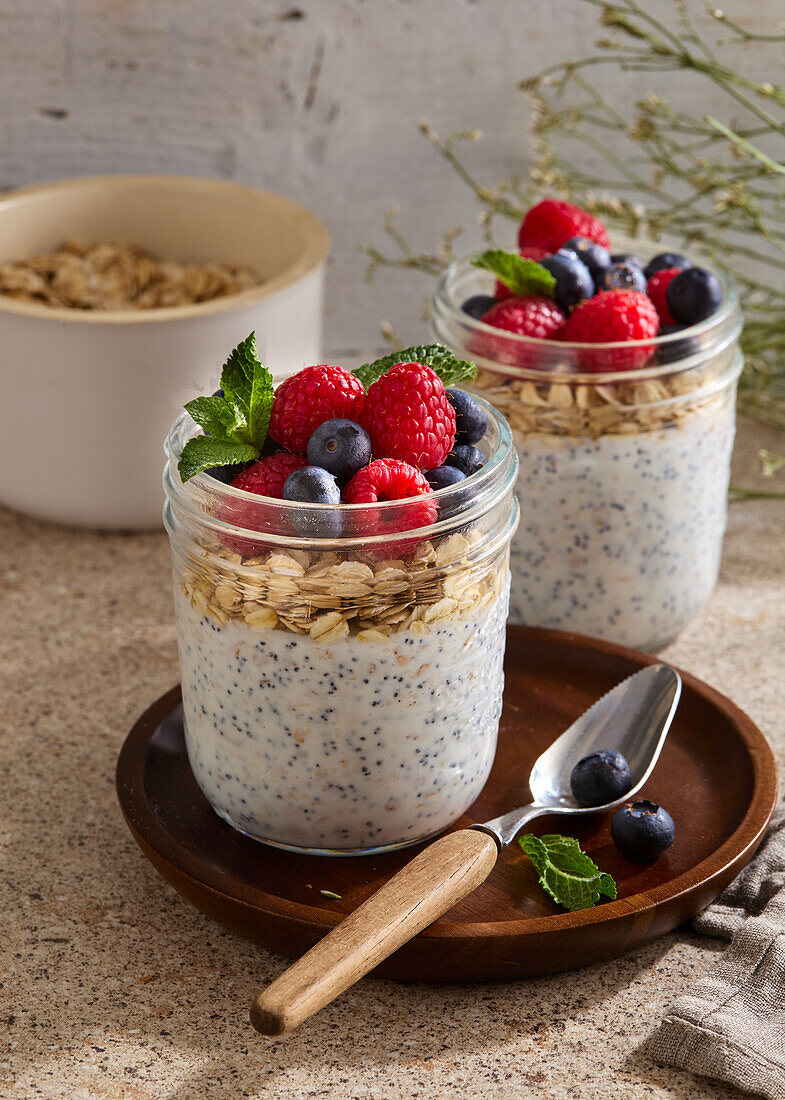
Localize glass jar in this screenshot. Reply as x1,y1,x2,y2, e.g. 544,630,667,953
163,397,519,856
431,254,742,651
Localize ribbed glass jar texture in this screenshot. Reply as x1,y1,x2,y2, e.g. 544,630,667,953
163,396,519,855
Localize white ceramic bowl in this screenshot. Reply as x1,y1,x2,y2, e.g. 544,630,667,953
0,175,329,529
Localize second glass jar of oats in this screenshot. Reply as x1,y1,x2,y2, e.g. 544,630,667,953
431,254,742,650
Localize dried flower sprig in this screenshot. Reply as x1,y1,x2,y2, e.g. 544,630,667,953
364,0,785,434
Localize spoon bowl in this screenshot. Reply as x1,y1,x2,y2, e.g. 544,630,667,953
475,664,682,846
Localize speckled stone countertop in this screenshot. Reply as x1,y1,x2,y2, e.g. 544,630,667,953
2,419,783,1100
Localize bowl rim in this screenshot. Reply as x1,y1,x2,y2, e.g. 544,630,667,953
0,174,330,325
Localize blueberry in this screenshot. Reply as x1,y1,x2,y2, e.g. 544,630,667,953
283,466,342,537
540,251,594,311
611,800,675,861
261,435,282,458
655,324,701,365
611,252,643,269
666,266,723,325
444,445,485,477
446,389,487,446
425,465,467,491
461,294,497,320
212,387,224,397
203,460,253,485
643,252,692,279
562,236,612,284
602,262,647,293
283,465,340,504
570,749,632,807
306,418,372,483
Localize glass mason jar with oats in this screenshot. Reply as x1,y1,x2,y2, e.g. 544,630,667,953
163,396,518,856
431,253,742,651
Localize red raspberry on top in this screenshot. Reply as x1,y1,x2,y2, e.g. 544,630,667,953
359,362,456,469
344,458,437,548
646,267,680,325
519,243,549,262
482,296,566,340
217,453,308,556
560,290,659,372
230,453,307,498
343,457,432,504
268,365,365,453
469,297,565,370
518,199,610,253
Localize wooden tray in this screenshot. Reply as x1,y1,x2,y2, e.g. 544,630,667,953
116,626,778,982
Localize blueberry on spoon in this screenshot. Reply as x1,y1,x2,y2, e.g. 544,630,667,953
570,749,632,807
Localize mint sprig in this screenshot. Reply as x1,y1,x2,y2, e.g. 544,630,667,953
354,343,477,390
519,833,617,912
472,249,556,299
178,332,274,482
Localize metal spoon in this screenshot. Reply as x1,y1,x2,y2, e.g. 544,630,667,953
251,663,682,1035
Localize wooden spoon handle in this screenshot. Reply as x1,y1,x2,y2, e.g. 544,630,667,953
250,828,499,1036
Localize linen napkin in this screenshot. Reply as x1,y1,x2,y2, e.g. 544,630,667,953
648,808,785,1099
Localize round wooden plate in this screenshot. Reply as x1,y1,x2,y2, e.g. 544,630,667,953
116,626,778,982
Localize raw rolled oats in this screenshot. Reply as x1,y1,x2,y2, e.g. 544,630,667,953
0,238,260,311
468,366,724,439
178,527,508,642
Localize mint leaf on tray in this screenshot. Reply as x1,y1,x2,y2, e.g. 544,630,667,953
354,343,477,390
519,833,617,912
472,249,556,299
179,331,275,482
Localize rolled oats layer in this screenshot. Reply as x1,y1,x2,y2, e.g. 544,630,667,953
178,528,508,643
468,367,723,439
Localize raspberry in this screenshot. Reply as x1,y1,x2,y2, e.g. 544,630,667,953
646,267,680,325
518,199,610,253
559,290,659,372
268,365,365,453
494,280,514,302
519,244,549,262
231,453,307,498
343,457,432,504
470,296,566,369
482,296,566,339
359,362,456,469
216,453,307,556
344,458,437,550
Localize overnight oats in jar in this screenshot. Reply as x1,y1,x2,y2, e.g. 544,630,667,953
163,337,518,855
431,200,742,650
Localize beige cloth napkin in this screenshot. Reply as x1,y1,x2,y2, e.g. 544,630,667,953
649,810,785,1099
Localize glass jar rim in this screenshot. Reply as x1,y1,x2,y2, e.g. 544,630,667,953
163,393,519,551
432,250,742,385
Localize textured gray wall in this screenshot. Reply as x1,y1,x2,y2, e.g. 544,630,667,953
0,0,774,357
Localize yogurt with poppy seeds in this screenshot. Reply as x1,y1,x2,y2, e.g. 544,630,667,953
163,394,518,855
173,576,509,851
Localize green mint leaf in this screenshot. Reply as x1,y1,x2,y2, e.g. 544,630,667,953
519,833,617,912
184,395,238,442
219,332,262,445
354,343,477,390
177,436,258,483
248,355,275,452
472,250,556,299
